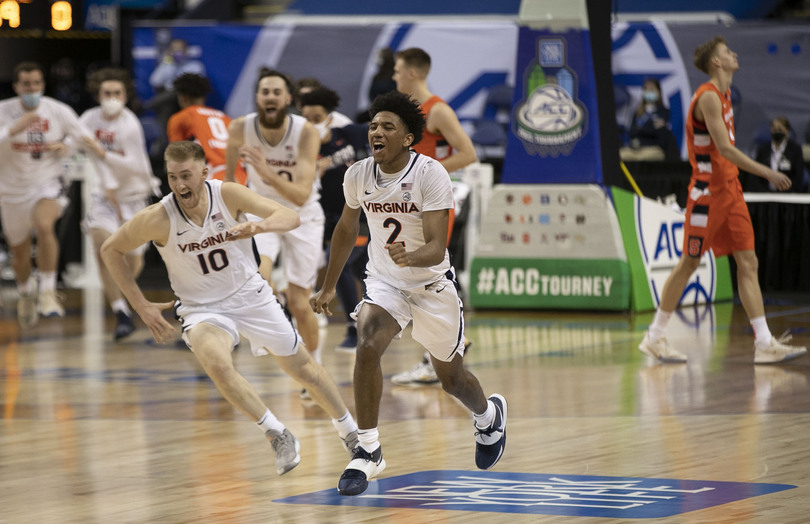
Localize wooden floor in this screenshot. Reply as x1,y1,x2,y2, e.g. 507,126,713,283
1,286,809,523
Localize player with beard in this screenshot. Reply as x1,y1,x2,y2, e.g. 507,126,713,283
225,69,325,398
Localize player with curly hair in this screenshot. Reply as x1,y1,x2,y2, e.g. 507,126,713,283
311,91,507,496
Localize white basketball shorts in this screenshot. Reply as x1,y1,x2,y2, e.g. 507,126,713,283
177,272,300,357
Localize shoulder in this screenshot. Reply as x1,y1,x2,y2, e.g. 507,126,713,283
228,115,248,136
346,157,372,176
418,153,447,173
133,201,170,232
44,97,80,119
79,106,99,122
220,179,247,199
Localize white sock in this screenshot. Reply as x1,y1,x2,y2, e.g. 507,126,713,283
648,310,673,342
39,271,57,293
357,428,380,453
473,399,496,429
332,411,358,439
750,316,772,347
257,409,285,434
17,277,36,295
111,298,130,315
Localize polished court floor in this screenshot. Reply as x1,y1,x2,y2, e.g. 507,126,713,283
1,286,809,523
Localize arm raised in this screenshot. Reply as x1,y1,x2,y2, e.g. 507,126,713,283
221,181,301,240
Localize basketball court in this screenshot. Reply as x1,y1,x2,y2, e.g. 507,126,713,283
1,287,807,522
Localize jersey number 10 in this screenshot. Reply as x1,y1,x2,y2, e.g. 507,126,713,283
197,248,230,274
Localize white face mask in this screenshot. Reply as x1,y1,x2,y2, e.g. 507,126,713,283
314,120,330,141
100,98,124,117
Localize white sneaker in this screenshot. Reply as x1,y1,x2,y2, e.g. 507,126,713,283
391,360,439,386
638,333,687,363
754,332,807,364
17,293,38,329
37,290,65,317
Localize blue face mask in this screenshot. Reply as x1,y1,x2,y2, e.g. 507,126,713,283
20,91,42,108
642,90,658,103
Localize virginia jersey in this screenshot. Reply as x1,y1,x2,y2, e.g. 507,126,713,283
0,96,88,203
243,113,320,217
344,151,453,289
79,105,157,200
155,180,258,305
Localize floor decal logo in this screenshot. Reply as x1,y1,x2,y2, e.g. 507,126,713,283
273,471,795,518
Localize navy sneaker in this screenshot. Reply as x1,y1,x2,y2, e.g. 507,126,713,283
338,445,386,496
114,311,136,341
335,325,358,354
474,394,507,470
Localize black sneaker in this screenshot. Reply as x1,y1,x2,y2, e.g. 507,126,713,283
474,394,507,470
338,445,386,496
114,311,136,341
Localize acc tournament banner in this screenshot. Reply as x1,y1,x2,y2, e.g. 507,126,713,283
501,27,603,184
469,185,629,310
611,187,732,312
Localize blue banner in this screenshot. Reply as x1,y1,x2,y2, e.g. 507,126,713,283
133,24,263,111
502,27,603,184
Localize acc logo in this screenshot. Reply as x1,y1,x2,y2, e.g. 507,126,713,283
514,39,586,157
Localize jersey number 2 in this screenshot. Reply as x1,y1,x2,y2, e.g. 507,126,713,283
197,248,229,274
383,217,404,246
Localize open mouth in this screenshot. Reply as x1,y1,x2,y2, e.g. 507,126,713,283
372,142,385,152
179,190,192,201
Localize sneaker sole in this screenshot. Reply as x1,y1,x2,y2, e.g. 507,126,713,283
754,348,808,365
639,342,687,363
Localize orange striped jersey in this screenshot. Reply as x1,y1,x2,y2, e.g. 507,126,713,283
167,105,247,184
413,95,453,161
686,82,738,190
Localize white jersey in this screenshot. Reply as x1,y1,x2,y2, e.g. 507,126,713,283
243,113,321,218
79,106,159,201
344,151,453,289
155,180,259,305
0,96,90,203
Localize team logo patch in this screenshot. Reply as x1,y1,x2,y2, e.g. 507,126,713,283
687,236,703,257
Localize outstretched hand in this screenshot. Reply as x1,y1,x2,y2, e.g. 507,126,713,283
136,300,177,345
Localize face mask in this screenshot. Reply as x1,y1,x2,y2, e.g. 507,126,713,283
771,131,786,143
314,120,330,141
101,98,124,117
20,91,43,109
642,90,659,103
